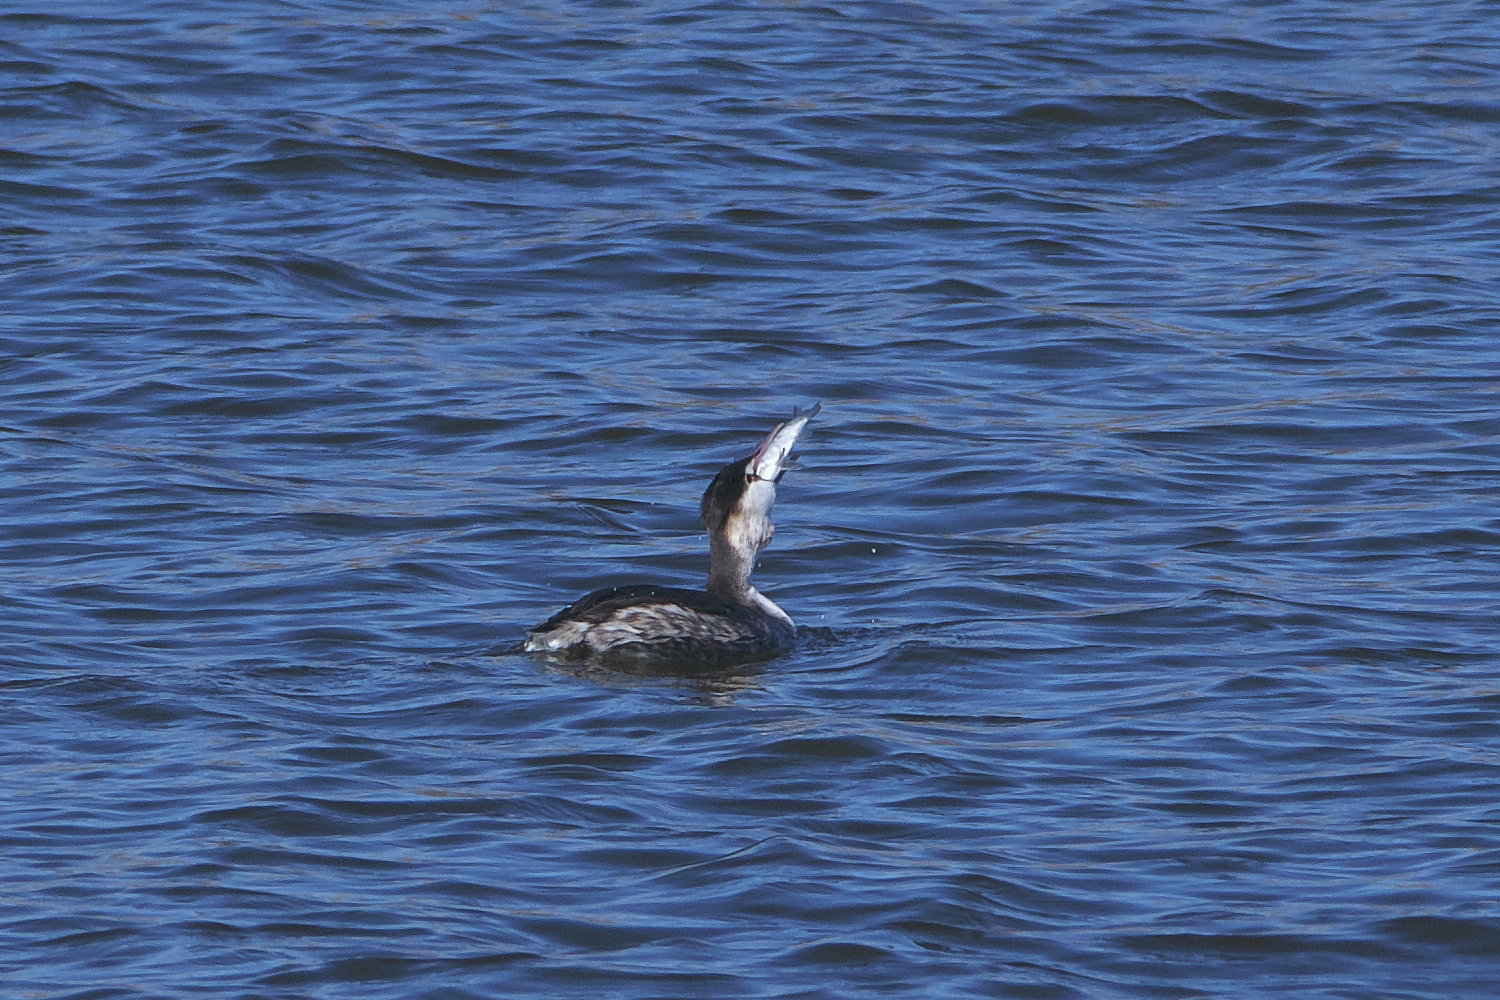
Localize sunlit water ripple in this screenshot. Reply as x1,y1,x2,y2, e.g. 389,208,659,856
2,2,1499,998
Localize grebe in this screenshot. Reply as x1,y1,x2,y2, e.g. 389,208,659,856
525,404,819,669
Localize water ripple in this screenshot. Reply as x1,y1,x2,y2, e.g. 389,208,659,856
2,2,1499,998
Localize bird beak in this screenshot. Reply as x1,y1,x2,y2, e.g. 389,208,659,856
748,403,820,483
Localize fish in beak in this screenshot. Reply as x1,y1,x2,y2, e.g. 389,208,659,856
747,402,820,484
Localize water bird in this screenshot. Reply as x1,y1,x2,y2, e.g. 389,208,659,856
525,404,819,669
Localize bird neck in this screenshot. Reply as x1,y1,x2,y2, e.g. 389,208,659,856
707,533,757,602
706,534,792,624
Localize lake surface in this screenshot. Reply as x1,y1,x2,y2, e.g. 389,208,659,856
3,2,1499,997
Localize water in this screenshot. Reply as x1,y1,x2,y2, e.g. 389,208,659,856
3,2,1499,997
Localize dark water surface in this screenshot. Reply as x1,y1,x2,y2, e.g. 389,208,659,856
4,2,1499,997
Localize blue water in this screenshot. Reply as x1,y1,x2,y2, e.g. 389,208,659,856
3,2,1499,997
